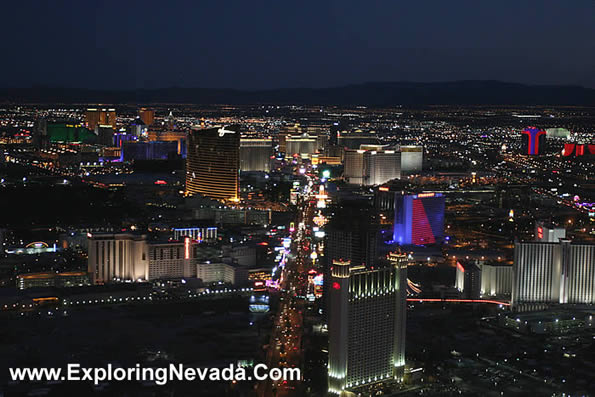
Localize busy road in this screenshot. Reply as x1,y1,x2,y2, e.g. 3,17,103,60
259,178,318,397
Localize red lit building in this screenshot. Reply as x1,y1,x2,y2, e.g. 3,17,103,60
562,143,595,157
393,193,445,245
521,127,546,155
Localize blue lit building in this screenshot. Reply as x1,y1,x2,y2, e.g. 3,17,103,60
121,141,179,161
393,193,445,245
113,132,137,148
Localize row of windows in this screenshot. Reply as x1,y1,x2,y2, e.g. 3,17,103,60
149,247,182,261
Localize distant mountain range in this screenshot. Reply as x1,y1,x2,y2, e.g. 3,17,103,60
1,81,595,106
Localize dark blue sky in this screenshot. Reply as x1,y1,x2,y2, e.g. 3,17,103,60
2,0,594,89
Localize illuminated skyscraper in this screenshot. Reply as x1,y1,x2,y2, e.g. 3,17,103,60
88,233,196,283
186,126,240,202
285,133,319,160
479,262,512,298
148,240,196,279
343,149,367,184
368,148,401,185
85,108,116,130
455,261,482,299
327,252,408,395
455,260,513,299
138,108,155,126
521,127,546,155
393,193,445,245
278,123,302,153
399,145,423,174
239,138,272,172
88,233,149,283
344,146,401,186
512,240,595,310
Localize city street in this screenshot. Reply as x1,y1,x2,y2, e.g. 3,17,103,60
259,180,317,397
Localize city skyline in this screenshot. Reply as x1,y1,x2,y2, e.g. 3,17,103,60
1,1,594,395
1,103,593,396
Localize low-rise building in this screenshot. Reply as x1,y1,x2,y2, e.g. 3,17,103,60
16,271,90,290
196,262,249,286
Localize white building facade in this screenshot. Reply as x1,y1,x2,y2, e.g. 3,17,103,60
88,234,197,283
328,253,408,395
512,240,595,309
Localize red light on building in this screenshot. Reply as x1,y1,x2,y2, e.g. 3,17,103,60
332,282,341,290
537,226,543,239
576,145,585,156
154,180,167,185
563,143,575,156
456,261,465,273
411,198,436,245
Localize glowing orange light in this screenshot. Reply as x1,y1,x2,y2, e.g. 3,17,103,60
417,193,436,198
184,237,190,259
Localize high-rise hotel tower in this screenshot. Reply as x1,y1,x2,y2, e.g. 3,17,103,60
512,239,595,310
393,193,445,245
239,138,272,172
328,252,408,395
85,108,116,130
186,126,240,202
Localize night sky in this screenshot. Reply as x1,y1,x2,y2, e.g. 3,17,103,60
2,0,594,90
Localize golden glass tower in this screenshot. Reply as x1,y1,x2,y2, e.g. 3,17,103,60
185,126,240,202
138,108,155,126
85,108,116,130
